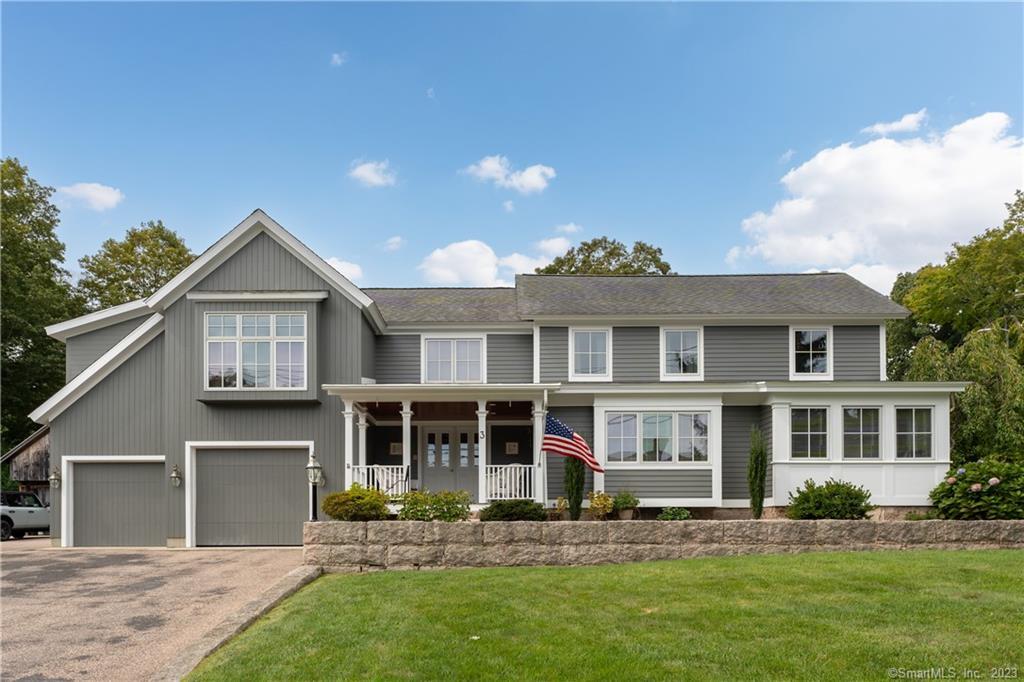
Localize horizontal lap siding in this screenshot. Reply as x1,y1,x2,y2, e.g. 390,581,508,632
546,406,593,497
486,334,532,383
72,462,165,546
704,326,788,381
722,406,761,499
539,327,568,382
376,335,420,383
604,470,713,498
834,325,881,380
65,317,148,381
612,327,659,382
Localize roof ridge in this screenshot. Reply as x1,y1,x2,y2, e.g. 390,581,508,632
363,286,516,291
517,272,851,278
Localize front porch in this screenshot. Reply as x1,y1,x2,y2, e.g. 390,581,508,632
324,384,559,504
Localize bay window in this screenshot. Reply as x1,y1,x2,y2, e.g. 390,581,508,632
423,336,483,383
205,313,306,390
605,410,711,465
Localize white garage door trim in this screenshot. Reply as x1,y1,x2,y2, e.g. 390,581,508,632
184,440,314,548
61,455,166,548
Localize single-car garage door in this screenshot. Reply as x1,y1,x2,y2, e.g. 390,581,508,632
195,449,308,546
73,462,165,546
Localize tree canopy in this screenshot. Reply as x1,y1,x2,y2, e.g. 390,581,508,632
536,237,672,275
77,220,196,309
1,158,85,451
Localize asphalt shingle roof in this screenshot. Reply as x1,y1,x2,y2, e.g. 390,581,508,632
363,288,519,324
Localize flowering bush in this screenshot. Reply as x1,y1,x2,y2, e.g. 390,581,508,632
929,460,1024,520
397,489,471,521
586,491,615,520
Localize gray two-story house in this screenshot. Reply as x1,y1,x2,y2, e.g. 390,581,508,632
31,210,966,547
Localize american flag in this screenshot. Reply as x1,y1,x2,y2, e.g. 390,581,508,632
542,414,604,473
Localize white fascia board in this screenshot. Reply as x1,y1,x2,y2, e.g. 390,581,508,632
555,381,969,396
29,314,164,424
525,314,903,324
145,209,374,313
45,299,149,341
185,290,329,302
322,383,561,403
381,322,533,333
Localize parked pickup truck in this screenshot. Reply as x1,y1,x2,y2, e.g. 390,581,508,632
1,491,50,540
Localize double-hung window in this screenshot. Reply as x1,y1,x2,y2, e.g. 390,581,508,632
790,327,832,380
896,408,933,458
605,411,710,465
205,313,306,390
661,328,702,380
791,407,828,458
423,337,483,383
570,328,611,381
843,407,880,459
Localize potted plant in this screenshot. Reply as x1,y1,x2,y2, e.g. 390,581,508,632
613,490,640,520
586,491,615,520
554,496,570,520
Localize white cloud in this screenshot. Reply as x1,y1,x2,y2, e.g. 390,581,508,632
862,108,928,136
384,236,405,251
503,200,515,213
554,222,582,234
330,52,347,67
57,182,124,211
499,252,550,274
348,159,396,187
327,257,363,282
728,111,1024,294
778,149,795,164
536,236,570,257
462,155,556,195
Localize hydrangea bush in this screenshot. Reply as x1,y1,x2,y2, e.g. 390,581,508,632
929,460,1024,520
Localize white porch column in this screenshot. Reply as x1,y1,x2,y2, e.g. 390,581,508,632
477,400,488,504
357,410,368,467
400,400,413,473
532,399,546,504
770,402,790,502
343,399,355,490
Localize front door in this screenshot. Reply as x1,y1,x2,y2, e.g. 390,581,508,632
422,428,478,497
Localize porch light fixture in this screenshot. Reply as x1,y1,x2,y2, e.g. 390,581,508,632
49,467,61,490
169,465,182,488
305,453,324,486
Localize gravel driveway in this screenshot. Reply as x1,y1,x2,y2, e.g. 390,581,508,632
0,538,301,680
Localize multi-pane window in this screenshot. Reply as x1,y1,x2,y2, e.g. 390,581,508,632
572,329,609,378
606,411,711,464
205,313,306,390
663,329,700,376
791,407,828,458
793,329,829,376
424,338,482,383
843,407,880,459
896,408,932,458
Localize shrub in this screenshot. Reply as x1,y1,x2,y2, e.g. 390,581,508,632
929,460,1024,520
321,484,390,521
786,479,874,520
587,491,614,520
479,499,547,522
397,489,472,521
657,507,692,521
565,457,585,520
747,426,768,520
612,490,640,512
904,510,938,521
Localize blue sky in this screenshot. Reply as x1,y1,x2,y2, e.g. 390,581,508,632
3,2,1022,293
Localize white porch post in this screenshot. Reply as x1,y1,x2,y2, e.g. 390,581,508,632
357,410,368,467
532,399,546,504
400,400,413,476
477,400,488,504
343,399,355,490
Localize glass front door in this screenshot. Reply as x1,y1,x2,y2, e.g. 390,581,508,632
422,427,478,498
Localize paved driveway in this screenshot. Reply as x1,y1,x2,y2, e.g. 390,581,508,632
1,538,301,681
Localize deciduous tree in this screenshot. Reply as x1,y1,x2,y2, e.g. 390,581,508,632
536,237,672,275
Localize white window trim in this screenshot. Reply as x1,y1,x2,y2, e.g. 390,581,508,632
203,312,308,392
419,333,488,384
788,325,834,381
895,405,936,460
568,327,613,382
659,326,704,382
602,409,713,469
789,405,830,460
840,405,882,460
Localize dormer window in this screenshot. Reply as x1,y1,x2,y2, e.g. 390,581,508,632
422,335,485,383
205,313,306,390
789,326,833,380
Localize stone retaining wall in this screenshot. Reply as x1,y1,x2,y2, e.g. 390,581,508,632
303,520,1024,571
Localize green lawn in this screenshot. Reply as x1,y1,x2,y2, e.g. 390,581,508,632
190,550,1024,681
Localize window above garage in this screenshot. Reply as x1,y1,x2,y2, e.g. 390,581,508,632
205,313,308,391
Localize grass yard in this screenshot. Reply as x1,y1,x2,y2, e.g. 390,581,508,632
189,550,1024,681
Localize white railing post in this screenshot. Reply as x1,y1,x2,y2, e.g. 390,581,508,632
343,399,354,490
357,410,367,468
477,400,487,504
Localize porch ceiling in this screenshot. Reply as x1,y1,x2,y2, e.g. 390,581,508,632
363,400,533,420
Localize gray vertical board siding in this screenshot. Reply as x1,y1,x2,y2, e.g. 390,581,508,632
545,406,593,497
760,405,773,491
368,425,419,479
195,449,308,546
834,325,881,380
361,317,376,380
65,316,148,381
486,334,533,383
72,462,165,546
490,424,533,465
721,406,761,500
704,326,789,381
375,335,420,383
612,327,659,382
539,327,568,382
603,469,713,498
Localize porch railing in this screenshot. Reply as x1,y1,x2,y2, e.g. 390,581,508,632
485,464,534,501
352,465,410,498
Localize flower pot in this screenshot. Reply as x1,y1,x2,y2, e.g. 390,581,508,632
618,508,635,520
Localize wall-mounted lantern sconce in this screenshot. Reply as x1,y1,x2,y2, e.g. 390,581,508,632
169,465,182,488
49,467,61,490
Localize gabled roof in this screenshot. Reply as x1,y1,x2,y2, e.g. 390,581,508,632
45,298,150,341
2,425,49,464
363,288,519,324
515,273,908,319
